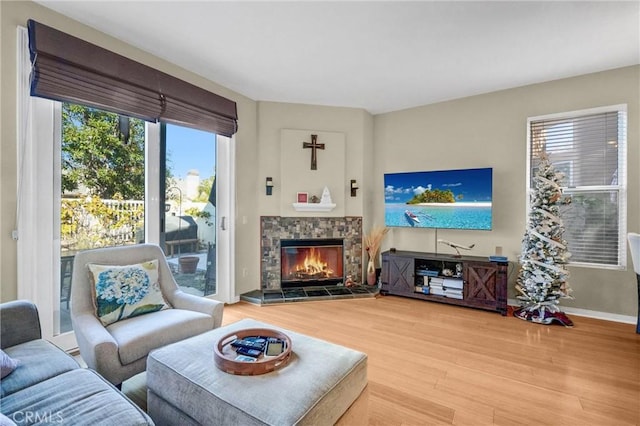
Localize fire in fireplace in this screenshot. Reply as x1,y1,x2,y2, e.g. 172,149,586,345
280,239,344,287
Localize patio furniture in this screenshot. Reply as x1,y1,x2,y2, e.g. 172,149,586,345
164,215,198,256
164,238,198,257
204,243,216,295
60,254,74,308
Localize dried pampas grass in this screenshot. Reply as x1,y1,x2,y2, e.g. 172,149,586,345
364,225,389,265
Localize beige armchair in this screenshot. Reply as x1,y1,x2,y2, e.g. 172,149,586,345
70,243,224,386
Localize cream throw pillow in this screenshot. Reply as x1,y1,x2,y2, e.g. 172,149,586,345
88,260,170,326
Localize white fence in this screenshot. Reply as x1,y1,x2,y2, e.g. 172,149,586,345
61,197,144,250
61,197,214,252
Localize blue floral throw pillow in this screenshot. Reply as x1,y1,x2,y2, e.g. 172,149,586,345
88,260,170,326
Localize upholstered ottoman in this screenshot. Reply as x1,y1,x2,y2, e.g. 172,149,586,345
146,318,368,425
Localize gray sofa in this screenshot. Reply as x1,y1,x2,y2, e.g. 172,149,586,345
0,300,153,425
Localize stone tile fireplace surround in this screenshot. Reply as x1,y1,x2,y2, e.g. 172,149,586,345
260,216,363,290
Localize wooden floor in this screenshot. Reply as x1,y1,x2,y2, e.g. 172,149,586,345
222,295,640,426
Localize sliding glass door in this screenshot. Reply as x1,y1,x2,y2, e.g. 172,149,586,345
162,124,218,297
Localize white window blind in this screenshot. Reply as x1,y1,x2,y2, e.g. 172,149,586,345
528,105,627,268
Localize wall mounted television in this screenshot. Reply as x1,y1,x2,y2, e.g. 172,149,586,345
384,167,493,230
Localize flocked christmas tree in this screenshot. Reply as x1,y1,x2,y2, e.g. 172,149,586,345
515,153,574,326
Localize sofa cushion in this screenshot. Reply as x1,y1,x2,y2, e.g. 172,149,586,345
107,308,213,365
1,340,79,397
88,260,170,326
0,350,18,379
0,369,152,425
0,301,41,350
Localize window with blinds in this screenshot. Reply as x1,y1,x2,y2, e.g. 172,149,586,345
528,105,627,268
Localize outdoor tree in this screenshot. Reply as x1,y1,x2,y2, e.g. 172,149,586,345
62,103,145,199
195,175,215,203
61,104,146,249
515,153,574,326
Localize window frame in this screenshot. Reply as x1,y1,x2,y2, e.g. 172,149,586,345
526,104,627,270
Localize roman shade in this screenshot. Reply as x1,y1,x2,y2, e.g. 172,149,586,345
27,19,238,136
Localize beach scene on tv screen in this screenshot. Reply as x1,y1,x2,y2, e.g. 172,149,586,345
384,168,492,230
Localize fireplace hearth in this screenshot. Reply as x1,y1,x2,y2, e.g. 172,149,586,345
280,239,344,287
239,284,379,305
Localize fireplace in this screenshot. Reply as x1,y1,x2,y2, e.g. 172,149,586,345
280,239,344,288
260,216,362,290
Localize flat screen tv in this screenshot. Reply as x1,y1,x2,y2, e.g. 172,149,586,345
384,167,492,230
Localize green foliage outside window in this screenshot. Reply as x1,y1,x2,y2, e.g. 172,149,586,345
194,176,215,202
62,104,145,199
61,103,146,250
61,195,144,251
184,207,213,227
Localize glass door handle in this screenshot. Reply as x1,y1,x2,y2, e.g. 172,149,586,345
220,216,227,231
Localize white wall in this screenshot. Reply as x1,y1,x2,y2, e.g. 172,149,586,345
235,102,374,296
256,101,371,219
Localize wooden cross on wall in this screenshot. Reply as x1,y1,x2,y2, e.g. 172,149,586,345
302,134,325,170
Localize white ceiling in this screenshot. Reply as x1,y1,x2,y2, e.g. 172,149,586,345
35,1,640,114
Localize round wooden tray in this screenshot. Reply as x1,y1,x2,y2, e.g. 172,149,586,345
214,328,292,375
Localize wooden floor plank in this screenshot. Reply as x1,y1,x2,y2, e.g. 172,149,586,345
222,296,640,425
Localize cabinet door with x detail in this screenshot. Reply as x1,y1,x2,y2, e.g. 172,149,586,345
385,255,415,295
463,262,507,315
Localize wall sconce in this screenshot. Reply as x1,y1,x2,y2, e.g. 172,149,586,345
350,179,359,197
266,177,274,196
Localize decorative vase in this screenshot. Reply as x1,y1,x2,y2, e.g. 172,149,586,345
366,259,376,286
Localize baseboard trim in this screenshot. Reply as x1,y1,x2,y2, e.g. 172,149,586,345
507,299,637,325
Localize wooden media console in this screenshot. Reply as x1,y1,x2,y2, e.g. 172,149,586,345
381,250,508,315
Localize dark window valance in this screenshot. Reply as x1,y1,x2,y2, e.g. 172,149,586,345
27,19,238,136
